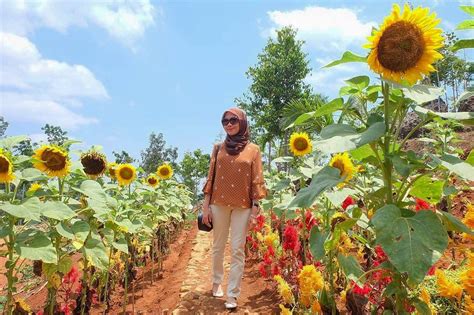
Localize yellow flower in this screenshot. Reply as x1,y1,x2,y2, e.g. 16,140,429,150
33,145,71,177
435,269,462,300
48,272,62,289
298,265,324,307
107,162,118,179
367,208,374,219
14,298,31,313
80,151,107,179
338,233,353,254
461,253,474,297
28,182,42,193
0,150,15,183
420,288,430,304
289,132,312,156
311,300,322,314
329,152,355,183
256,232,264,242
264,232,279,248
462,203,474,229
115,163,137,186
464,295,474,314
340,289,347,306
157,163,173,180
365,4,443,85
279,304,293,315
146,174,159,187
274,275,295,305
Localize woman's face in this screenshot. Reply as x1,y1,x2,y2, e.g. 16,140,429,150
222,112,240,136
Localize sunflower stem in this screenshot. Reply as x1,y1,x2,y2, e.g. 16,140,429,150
382,81,393,204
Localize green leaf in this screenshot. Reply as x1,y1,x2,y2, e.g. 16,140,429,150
409,175,444,204
288,166,342,209
414,106,474,125
372,205,448,284
272,178,292,192
460,5,474,16
440,212,474,236
345,76,370,90
337,253,365,284
466,149,474,166
391,155,411,178
349,144,375,161
403,85,444,104
112,237,129,254
84,234,109,269
432,154,474,181
14,231,56,263
57,256,73,274
451,39,474,52
324,188,356,208
456,19,474,30
71,220,90,249
315,122,385,154
309,227,328,261
324,51,366,68
19,168,46,182
0,135,29,150
75,180,107,200
413,299,431,315
0,197,42,221
42,201,76,220
55,222,74,240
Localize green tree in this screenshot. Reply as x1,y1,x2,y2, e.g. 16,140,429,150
41,124,69,146
113,150,135,164
0,116,8,138
236,26,312,165
140,132,178,174
176,149,210,202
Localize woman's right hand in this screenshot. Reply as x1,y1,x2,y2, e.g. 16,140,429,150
202,203,212,227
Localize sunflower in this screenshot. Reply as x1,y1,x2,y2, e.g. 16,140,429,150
157,163,173,180
80,151,107,179
146,174,159,187
0,150,15,183
115,164,136,186
33,145,70,178
365,4,443,85
329,152,356,182
289,132,312,156
107,162,118,180
28,182,42,193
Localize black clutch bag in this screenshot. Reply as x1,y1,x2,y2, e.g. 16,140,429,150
197,212,213,232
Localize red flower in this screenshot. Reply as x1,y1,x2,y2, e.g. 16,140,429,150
374,245,387,262
351,281,371,296
415,198,433,211
271,264,281,276
256,214,265,231
59,304,70,315
63,265,80,284
258,263,268,278
37,311,44,315
342,196,356,210
282,224,300,253
427,265,436,276
305,210,318,231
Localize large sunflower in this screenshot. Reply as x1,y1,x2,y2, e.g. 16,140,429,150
329,152,356,182
365,4,443,85
289,132,312,156
81,151,107,179
115,164,136,186
146,174,159,187
0,150,15,183
157,164,173,180
33,145,70,178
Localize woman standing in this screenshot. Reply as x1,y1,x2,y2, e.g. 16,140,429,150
202,107,267,309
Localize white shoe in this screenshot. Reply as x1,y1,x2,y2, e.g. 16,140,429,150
212,284,224,297
225,297,237,309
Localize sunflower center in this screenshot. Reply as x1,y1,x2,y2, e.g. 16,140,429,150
377,21,425,72
148,177,157,185
332,159,346,176
81,155,106,175
294,138,309,151
0,156,10,173
41,149,67,171
160,168,170,176
119,167,134,180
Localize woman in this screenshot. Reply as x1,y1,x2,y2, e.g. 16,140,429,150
202,107,267,309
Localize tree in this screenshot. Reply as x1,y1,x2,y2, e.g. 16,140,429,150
176,149,210,202
0,116,8,138
112,150,135,164
236,26,312,165
41,124,69,146
140,132,178,174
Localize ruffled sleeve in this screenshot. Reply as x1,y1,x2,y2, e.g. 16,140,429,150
202,144,218,194
250,146,267,200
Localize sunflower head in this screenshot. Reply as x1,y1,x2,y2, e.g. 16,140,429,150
80,151,107,179
115,164,137,186
28,182,42,193
0,150,15,183
289,132,312,156
365,4,443,85
33,145,70,178
329,152,356,182
146,174,159,187
107,162,118,180
157,164,173,180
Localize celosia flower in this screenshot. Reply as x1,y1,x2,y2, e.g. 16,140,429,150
435,269,462,300
461,253,474,297
415,198,433,211
298,265,324,307
342,196,356,210
283,224,300,253
279,304,293,315
274,275,295,304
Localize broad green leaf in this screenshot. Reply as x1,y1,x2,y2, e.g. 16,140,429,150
391,155,411,178
113,237,129,254
272,156,294,163
372,205,448,284
0,197,42,221
414,106,474,125
0,135,29,150
72,220,90,249
15,231,56,263
324,51,366,68
272,178,292,192
315,122,385,154
57,256,73,274
460,5,474,16
349,144,375,161
409,175,444,204
288,166,342,209
19,168,46,182
345,76,370,90
313,98,344,118
456,19,474,30
440,212,474,236
403,85,444,104
288,112,315,128
413,299,431,315
320,124,356,138
432,154,474,181
466,149,474,166
55,222,74,240
337,253,365,284
42,201,76,220
309,227,328,261
451,39,474,52
84,234,109,269
75,180,107,200
324,188,356,208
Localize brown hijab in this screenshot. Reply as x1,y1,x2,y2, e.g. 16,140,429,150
222,107,249,155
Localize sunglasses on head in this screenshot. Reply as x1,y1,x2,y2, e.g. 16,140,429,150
221,117,239,126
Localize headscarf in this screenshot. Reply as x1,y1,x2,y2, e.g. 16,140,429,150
222,107,249,155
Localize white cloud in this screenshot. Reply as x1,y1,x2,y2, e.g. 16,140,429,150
0,32,107,129
265,6,376,52
0,0,157,48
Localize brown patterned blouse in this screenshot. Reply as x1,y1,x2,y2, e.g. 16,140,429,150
202,142,267,209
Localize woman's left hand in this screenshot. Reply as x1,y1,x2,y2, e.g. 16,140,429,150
248,205,259,229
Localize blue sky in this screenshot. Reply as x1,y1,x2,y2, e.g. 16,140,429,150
1,0,472,164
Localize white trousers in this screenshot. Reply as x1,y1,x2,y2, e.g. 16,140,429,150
210,204,251,298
